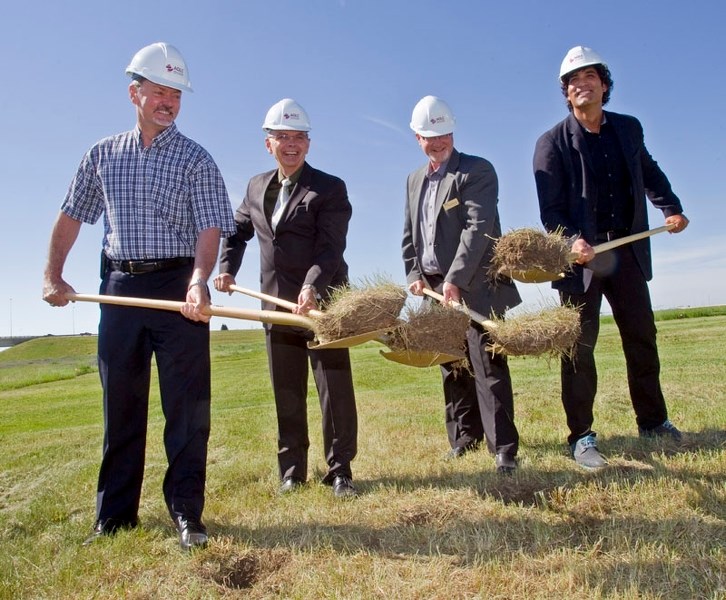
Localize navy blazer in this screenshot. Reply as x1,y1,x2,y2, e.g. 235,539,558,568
403,148,521,317
533,111,684,293
219,162,351,312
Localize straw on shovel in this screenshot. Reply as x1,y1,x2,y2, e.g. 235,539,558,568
421,288,580,357
228,285,463,367
505,224,675,283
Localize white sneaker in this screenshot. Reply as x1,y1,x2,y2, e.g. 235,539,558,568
571,434,608,470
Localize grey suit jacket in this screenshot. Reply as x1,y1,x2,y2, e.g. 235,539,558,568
534,111,684,293
402,148,521,317
219,162,350,315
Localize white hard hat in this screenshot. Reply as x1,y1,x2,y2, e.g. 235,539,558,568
559,46,607,81
262,98,312,132
125,42,193,93
410,95,456,137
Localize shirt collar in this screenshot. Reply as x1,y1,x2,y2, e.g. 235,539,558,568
580,113,608,135
277,165,304,186
426,159,449,179
133,123,179,148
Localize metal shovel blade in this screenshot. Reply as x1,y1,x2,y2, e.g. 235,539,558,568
380,349,465,368
503,268,565,284
308,328,392,350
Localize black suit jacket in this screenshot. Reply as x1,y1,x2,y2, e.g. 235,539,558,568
533,111,684,293
403,148,521,317
219,162,351,315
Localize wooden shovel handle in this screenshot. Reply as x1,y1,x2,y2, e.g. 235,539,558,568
229,285,324,318
66,293,316,329
569,224,676,260
421,288,496,330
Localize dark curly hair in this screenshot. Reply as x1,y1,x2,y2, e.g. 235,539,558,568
560,64,613,111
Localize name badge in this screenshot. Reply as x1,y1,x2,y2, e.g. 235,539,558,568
443,198,460,211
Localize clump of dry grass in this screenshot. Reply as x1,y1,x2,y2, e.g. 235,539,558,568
487,303,581,358
388,302,468,358
313,276,407,342
490,227,572,278
196,541,290,591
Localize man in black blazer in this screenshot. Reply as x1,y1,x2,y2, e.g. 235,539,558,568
215,99,358,497
533,46,689,469
403,96,522,474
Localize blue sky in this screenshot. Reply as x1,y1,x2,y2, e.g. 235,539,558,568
1,0,724,337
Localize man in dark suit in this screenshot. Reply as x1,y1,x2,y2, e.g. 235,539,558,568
214,98,358,497
533,46,689,469
403,95,522,474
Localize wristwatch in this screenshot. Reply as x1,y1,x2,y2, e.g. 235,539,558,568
302,283,322,300
188,278,210,296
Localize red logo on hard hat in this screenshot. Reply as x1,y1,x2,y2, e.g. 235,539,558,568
165,63,185,76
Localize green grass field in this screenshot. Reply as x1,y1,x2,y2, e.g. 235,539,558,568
0,309,724,599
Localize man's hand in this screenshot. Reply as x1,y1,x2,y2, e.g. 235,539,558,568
42,277,75,307
213,273,236,294
182,281,211,323
408,279,425,296
294,286,319,315
442,281,461,305
666,214,689,234
571,237,595,264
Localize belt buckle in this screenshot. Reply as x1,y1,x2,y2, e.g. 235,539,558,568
605,230,616,241
128,261,146,274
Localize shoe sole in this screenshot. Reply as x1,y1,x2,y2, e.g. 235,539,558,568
574,460,608,470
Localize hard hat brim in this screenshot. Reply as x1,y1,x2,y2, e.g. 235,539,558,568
126,69,194,93
412,126,455,137
262,125,311,132
559,59,606,81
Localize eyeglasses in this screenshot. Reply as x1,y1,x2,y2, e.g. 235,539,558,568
268,132,309,143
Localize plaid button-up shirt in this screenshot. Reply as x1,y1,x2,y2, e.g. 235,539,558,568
61,123,235,260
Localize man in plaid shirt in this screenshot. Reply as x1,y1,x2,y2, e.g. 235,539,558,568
42,43,235,550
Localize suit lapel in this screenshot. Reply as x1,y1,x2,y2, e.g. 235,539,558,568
607,112,638,182
257,170,278,234
436,149,460,210
408,166,427,245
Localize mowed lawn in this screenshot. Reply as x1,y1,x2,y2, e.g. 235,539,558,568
0,311,724,599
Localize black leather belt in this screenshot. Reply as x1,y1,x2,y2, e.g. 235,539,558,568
107,256,194,275
595,229,630,242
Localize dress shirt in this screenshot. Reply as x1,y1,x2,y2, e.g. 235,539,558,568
61,123,235,260
418,160,448,275
581,118,634,235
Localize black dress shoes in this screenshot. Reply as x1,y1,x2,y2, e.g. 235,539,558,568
176,516,208,551
445,441,481,461
279,476,305,494
332,475,357,498
495,452,517,475
82,518,138,546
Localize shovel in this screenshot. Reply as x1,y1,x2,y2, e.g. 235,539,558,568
228,285,463,367
505,224,675,283
66,292,316,328
421,288,580,357
422,289,499,332
69,292,406,352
